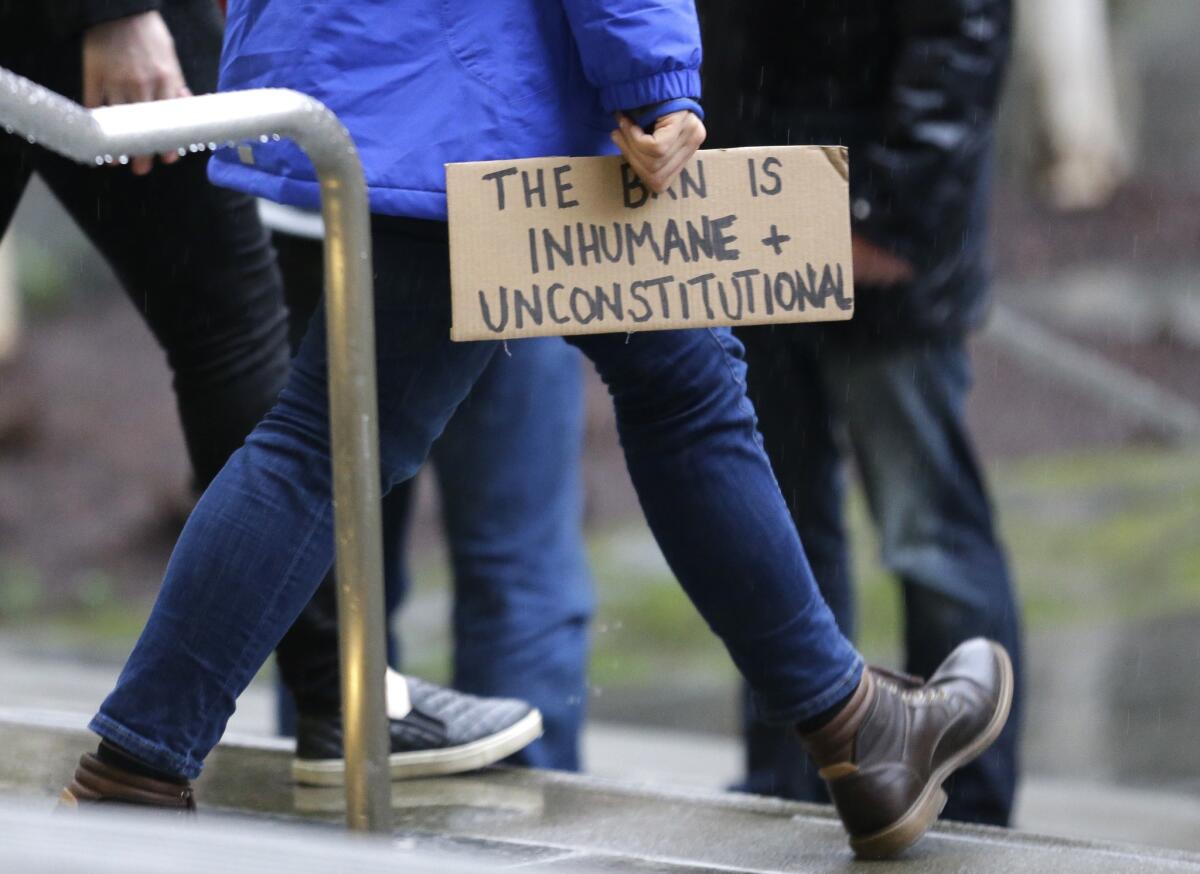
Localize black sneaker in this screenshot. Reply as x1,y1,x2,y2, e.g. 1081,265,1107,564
292,670,543,786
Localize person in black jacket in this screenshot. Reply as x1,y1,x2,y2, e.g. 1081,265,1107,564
698,0,1024,826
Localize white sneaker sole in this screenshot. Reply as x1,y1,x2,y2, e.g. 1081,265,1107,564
292,708,543,787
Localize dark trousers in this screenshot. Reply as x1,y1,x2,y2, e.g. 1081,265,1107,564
0,141,290,500
270,233,593,770
1,5,290,491
738,324,1023,826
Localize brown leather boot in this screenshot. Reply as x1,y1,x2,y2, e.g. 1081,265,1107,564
58,753,196,813
799,638,1013,860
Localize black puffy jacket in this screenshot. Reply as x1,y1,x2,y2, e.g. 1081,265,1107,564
698,0,1012,340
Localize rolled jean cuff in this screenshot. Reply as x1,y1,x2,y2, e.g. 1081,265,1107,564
88,713,200,780
753,658,865,726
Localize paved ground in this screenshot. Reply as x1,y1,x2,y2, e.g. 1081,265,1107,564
4,708,1200,873
3,641,1199,855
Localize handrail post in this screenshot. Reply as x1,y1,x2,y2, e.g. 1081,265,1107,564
0,68,392,834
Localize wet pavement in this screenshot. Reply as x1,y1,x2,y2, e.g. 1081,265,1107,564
4,708,1200,873
5,606,1200,854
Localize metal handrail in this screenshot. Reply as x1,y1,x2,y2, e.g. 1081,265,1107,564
0,67,391,834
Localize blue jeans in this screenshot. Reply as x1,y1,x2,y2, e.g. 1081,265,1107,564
270,231,592,770
738,325,1023,826
274,340,593,771
91,217,861,779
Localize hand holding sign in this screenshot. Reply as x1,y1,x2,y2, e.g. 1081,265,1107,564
851,234,914,287
610,111,707,194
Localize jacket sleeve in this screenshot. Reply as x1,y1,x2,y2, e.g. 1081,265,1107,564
560,0,703,112
852,0,1011,267
48,0,164,37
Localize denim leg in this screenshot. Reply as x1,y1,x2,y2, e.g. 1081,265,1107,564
91,222,498,777
735,326,852,800
271,232,413,726
832,337,1023,826
568,328,861,722
433,339,592,771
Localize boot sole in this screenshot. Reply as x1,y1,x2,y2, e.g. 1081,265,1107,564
849,642,1015,860
292,709,543,786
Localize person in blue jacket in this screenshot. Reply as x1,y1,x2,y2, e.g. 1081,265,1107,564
61,0,1015,859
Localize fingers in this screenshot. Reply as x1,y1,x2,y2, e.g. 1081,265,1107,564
611,110,706,193
850,235,915,286
101,72,189,175
81,12,190,174
82,69,103,109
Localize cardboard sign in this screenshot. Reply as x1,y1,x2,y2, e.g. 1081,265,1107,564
446,146,854,341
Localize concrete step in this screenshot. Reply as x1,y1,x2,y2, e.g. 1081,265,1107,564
3,708,1199,873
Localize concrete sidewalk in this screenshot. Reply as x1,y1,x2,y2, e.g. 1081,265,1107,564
3,708,1200,873
2,641,1199,855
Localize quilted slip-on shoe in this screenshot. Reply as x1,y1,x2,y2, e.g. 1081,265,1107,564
800,638,1013,859
293,670,543,786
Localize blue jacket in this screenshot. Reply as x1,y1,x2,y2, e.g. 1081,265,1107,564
209,0,702,220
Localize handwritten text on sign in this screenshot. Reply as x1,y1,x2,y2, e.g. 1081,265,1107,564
446,146,854,341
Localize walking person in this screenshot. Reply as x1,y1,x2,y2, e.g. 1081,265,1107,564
57,0,1015,859
698,0,1025,826
1,0,545,783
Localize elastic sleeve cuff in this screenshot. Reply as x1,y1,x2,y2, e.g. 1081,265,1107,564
599,69,701,114
629,98,704,131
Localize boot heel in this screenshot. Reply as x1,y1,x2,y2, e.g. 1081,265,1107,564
850,787,948,860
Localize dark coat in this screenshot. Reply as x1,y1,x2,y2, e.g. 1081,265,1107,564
698,0,1012,340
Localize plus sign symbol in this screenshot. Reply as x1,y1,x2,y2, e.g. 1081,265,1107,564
761,224,791,256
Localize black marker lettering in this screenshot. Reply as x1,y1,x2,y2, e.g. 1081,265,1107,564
679,160,707,199
733,268,761,315
676,281,691,320
542,225,574,270
643,274,674,320
621,163,650,208
478,287,509,332
834,264,853,311
661,219,688,265
522,168,547,208
598,222,624,263
686,216,714,262
710,214,740,261
527,226,539,274
569,286,598,324
627,279,653,323
546,283,569,324
625,221,664,266
774,271,798,311
577,222,601,266
513,285,543,329
717,277,743,320
760,156,782,195
553,164,578,208
689,273,717,320
482,167,518,210
594,282,623,322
